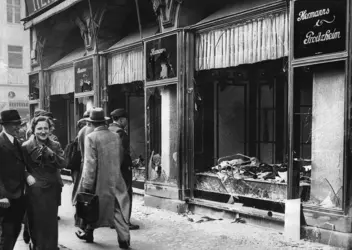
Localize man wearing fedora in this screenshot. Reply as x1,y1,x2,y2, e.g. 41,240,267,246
80,108,131,249
0,109,28,249
109,109,139,230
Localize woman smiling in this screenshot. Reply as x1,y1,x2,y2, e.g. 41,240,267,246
22,116,66,250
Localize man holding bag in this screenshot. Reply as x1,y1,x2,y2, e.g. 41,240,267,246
80,107,131,249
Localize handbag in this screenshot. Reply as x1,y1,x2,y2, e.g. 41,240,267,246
75,192,99,223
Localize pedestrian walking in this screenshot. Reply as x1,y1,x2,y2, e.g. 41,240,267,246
109,109,139,230
0,109,27,250
23,110,63,245
79,107,131,249
22,116,66,250
72,110,95,238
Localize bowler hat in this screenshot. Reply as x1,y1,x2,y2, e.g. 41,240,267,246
0,109,22,124
34,109,56,121
85,108,110,123
110,109,128,119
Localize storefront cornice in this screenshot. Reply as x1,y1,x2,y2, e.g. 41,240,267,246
291,51,348,67
186,1,287,33
23,0,84,30
74,91,94,99
142,29,180,43
145,78,178,88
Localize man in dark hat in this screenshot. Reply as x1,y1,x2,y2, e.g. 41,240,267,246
79,107,131,249
109,109,139,230
0,109,28,249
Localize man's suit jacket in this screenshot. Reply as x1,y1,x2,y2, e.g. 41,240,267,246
0,132,26,200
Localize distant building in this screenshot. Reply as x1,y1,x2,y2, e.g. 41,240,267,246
0,0,30,120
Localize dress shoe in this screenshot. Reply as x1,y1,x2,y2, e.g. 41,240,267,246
118,240,130,249
23,229,30,244
75,230,94,243
129,223,139,230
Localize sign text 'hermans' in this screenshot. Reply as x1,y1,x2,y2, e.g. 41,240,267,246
294,0,346,58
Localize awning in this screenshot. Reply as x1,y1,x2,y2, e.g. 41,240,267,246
50,67,74,95
23,0,83,30
105,25,158,85
49,47,86,95
195,11,289,71
108,48,144,85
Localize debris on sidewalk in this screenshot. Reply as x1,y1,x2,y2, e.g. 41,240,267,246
232,218,246,224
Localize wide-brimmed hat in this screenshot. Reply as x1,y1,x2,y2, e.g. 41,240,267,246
0,109,22,124
85,108,110,123
34,109,57,121
110,109,128,119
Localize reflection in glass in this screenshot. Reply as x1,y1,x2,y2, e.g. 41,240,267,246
146,84,178,185
75,96,94,124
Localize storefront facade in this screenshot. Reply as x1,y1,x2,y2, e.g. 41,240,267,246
23,0,352,247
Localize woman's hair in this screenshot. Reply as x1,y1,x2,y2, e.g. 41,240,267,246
31,116,51,133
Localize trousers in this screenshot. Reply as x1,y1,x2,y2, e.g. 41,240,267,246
0,197,25,250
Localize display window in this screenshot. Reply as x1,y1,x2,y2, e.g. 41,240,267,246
108,82,146,184
146,84,178,185
293,61,346,210
194,59,288,202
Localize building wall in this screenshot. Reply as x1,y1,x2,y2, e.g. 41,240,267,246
0,0,30,119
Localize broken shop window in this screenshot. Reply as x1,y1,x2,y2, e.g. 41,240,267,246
146,84,178,185
194,59,291,202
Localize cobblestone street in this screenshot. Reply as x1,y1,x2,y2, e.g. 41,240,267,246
13,181,343,250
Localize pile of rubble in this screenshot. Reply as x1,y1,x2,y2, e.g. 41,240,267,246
208,154,311,184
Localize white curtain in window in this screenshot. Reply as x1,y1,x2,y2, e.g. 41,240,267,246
195,11,289,71
108,48,143,85
50,67,74,95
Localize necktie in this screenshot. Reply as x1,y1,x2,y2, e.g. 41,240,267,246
13,138,21,152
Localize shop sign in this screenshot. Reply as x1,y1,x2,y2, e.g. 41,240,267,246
74,58,93,93
146,34,177,82
294,0,346,58
25,0,60,17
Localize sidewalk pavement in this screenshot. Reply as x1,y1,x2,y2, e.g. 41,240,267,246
15,181,343,250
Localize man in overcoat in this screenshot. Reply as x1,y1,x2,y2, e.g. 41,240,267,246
81,108,131,249
109,109,139,230
0,110,27,249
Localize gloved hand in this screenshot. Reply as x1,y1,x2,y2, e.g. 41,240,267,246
30,146,44,161
42,146,54,158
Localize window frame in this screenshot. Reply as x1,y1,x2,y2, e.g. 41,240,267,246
7,0,21,24
8,45,23,69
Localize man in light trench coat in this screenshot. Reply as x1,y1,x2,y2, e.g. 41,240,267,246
81,108,131,249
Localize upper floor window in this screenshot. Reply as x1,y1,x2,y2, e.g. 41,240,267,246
7,0,21,24
8,45,23,68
